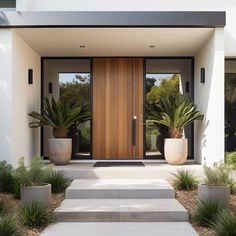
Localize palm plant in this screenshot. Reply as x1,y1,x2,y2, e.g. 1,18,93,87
29,97,91,138
148,94,204,138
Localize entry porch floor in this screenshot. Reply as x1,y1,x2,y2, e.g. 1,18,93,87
52,160,203,180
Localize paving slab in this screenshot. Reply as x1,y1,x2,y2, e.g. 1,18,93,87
65,179,175,199
54,198,188,222
40,222,198,236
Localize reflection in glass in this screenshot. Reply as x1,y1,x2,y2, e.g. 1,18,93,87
225,73,236,152
145,74,180,157
59,73,91,158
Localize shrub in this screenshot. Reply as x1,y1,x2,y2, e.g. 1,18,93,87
43,170,69,193
11,179,21,199
203,162,236,190
0,199,5,215
172,168,199,190
18,200,53,227
225,152,236,169
212,210,236,236
193,198,226,227
0,161,15,193
226,175,236,194
13,155,51,187
0,215,22,236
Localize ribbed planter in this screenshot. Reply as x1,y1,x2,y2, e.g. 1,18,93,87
198,184,230,205
21,184,51,206
49,138,72,165
164,138,187,165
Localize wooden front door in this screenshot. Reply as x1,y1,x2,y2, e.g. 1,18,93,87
92,58,144,159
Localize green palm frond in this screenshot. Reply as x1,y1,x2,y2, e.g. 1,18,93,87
29,97,91,138
147,94,203,138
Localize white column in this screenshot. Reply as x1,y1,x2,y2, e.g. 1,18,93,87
0,29,40,167
11,31,41,167
0,29,13,164
194,28,225,165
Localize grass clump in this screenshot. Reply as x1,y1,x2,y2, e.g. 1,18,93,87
212,210,236,236
226,175,236,194
172,168,199,190
18,199,53,227
0,161,15,193
43,170,69,193
204,163,229,185
0,199,7,215
14,155,51,187
0,215,22,236
203,162,236,193
225,152,236,169
193,198,226,227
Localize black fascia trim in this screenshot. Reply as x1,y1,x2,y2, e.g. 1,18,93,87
0,11,226,28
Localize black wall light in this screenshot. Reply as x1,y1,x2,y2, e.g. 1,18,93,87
200,68,205,84
185,81,190,93
48,82,53,94
28,69,33,84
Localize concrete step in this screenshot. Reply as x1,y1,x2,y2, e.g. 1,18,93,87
40,222,198,236
54,198,189,222
65,179,175,199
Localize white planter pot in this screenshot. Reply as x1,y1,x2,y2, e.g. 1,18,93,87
198,184,230,205
49,138,72,165
21,184,51,206
164,138,187,165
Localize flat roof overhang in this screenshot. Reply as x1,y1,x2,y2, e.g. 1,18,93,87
0,11,226,28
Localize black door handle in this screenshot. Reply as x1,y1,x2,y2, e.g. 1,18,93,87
132,116,137,146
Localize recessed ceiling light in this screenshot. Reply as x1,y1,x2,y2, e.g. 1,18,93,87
80,45,85,48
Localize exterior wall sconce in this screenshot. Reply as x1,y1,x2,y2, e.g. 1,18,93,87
185,81,190,93
200,68,205,83
48,82,53,94
28,69,33,84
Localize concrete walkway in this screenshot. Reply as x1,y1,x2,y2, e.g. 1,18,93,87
41,178,198,235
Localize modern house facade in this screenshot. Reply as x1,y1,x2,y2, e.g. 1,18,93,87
1,0,235,167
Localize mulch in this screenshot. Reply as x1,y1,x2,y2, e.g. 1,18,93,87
175,189,236,236
0,192,65,236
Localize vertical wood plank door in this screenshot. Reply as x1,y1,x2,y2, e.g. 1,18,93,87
92,58,143,159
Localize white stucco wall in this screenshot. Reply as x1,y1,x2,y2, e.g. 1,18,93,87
16,0,236,57
194,29,225,165
0,30,13,164
0,29,40,167
11,31,40,167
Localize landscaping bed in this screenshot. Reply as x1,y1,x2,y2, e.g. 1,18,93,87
0,192,64,236
170,165,236,236
173,188,236,235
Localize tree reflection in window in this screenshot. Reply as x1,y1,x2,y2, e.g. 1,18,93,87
145,74,180,158
59,73,91,158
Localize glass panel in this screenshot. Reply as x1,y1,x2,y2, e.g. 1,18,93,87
59,72,91,158
145,73,180,158
225,73,236,153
